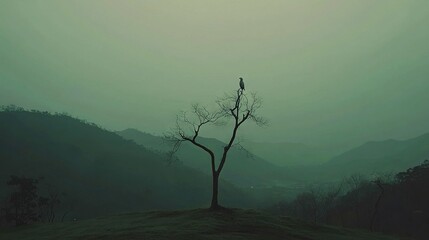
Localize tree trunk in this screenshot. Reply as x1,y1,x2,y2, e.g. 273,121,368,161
371,182,384,231
210,172,219,210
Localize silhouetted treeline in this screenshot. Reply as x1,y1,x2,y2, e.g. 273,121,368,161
0,176,63,226
271,160,429,239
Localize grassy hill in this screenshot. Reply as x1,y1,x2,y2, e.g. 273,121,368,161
0,108,245,219
0,209,401,240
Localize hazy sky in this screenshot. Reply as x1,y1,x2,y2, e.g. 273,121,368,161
1,1,429,150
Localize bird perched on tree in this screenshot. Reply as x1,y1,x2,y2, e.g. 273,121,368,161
239,77,245,91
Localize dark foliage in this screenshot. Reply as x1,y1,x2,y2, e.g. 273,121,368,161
273,161,429,239
2,176,40,226
0,175,61,226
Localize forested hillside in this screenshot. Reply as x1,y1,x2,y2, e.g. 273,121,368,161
0,108,245,220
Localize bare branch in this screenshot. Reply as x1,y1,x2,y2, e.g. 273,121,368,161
217,90,267,127
165,103,223,173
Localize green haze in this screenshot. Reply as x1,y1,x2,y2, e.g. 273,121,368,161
1,0,429,151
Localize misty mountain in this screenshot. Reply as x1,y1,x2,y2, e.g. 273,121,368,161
271,133,429,184
323,133,429,177
287,133,429,182
0,109,245,219
117,129,297,187
241,141,335,166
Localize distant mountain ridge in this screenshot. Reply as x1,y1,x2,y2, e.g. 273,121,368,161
118,128,429,183
118,129,336,167
241,141,335,166
323,133,429,176
275,133,429,182
117,128,297,187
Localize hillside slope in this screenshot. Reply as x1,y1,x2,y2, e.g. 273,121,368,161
241,141,335,166
117,129,297,187
0,109,244,219
0,209,401,240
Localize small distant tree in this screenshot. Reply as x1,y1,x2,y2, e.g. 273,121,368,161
0,198,7,226
291,183,343,223
4,176,41,226
294,191,319,222
167,84,267,210
38,186,62,223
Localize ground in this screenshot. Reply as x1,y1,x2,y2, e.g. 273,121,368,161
0,208,403,240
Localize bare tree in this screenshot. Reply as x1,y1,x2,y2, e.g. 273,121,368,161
369,173,393,232
166,87,266,210
291,182,343,224
39,185,62,223
343,174,369,227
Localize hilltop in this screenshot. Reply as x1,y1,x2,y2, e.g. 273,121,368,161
0,209,401,240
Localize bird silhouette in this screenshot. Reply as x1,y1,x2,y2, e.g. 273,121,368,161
239,77,245,91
